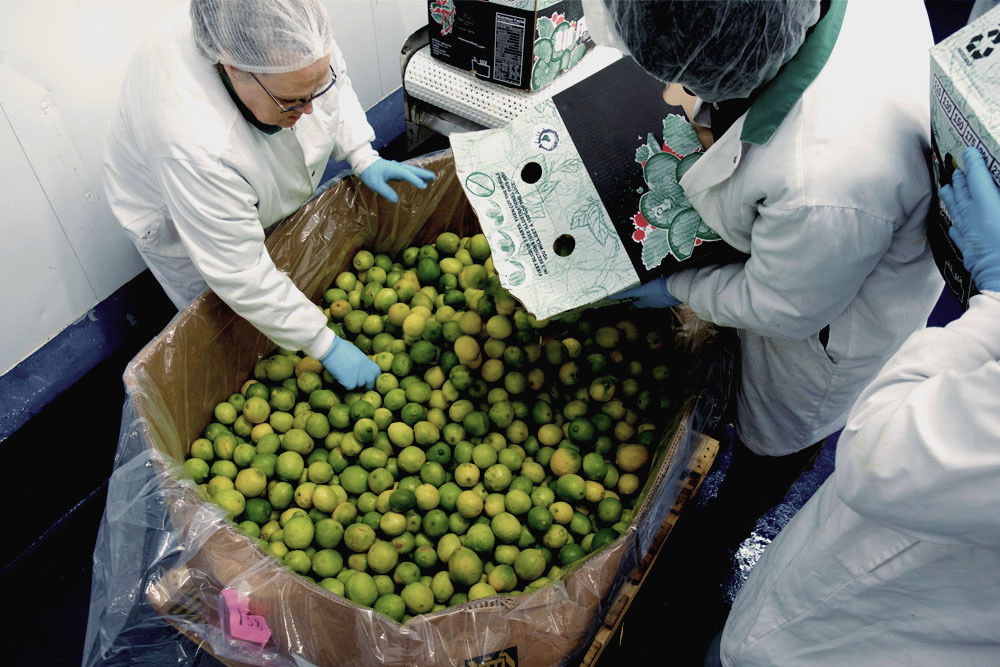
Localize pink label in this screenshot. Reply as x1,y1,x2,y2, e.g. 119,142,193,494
220,588,271,647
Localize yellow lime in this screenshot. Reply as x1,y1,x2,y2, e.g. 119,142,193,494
448,547,484,587
455,490,484,518
234,468,267,498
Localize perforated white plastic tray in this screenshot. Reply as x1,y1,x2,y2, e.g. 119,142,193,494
404,45,623,128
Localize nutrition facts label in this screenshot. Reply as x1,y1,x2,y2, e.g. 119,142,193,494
493,13,526,86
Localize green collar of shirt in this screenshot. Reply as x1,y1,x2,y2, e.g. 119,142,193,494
740,0,847,145
216,65,283,136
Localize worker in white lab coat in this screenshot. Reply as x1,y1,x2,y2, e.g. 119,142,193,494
585,0,943,540
103,0,435,390
705,145,1000,665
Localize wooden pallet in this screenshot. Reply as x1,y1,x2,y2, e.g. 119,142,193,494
579,433,720,667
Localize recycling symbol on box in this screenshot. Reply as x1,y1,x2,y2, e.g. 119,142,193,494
966,25,1000,60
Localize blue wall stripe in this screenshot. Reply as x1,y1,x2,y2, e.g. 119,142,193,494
0,88,407,444
0,271,173,442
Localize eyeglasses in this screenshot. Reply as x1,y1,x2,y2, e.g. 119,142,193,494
250,65,337,113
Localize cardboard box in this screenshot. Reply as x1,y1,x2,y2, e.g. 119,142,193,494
106,151,723,666
929,4,1000,309
428,0,591,92
450,57,746,320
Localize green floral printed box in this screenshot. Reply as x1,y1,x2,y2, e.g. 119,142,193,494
450,58,745,319
928,3,1000,309
428,0,591,92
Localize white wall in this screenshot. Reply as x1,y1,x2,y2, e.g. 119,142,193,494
0,0,426,376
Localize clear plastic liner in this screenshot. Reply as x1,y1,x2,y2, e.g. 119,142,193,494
84,150,733,667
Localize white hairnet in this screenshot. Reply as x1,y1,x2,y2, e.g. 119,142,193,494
190,0,332,74
584,0,820,102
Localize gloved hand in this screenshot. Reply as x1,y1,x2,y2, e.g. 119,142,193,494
940,146,1000,292
359,158,436,203
320,336,380,390
611,277,680,308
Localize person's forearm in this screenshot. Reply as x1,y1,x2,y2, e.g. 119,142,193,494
668,206,891,339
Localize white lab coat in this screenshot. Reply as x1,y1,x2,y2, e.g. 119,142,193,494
667,0,943,455
719,292,1000,665
103,10,379,359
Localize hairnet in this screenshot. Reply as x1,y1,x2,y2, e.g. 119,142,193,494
586,0,820,102
190,0,332,74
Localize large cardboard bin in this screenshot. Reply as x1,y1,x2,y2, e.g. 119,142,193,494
84,150,722,667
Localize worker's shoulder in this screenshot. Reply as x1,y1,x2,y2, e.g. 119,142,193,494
118,38,237,165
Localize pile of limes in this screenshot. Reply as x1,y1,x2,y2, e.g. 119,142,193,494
183,232,684,623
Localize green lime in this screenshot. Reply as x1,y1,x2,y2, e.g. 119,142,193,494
591,527,618,552
413,545,438,571
344,523,377,553
448,547,483,588
464,523,495,553
486,564,517,593
314,518,344,549
346,571,379,607
504,489,532,515
340,465,369,495
455,490,484,519
184,458,210,484
380,511,408,537
426,442,451,465
559,543,586,566
401,581,435,615
283,515,315,550
453,463,480,488
233,468,266,498
422,509,449,538
267,481,293,510
431,570,455,604
367,540,400,574
312,549,344,578
597,497,624,524
389,488,416,512
483,464,512,493
374,593,406,623
513,548,546,582
397,446,426,474
399,402,427,426
491,512,522,544
569,511,593,537
281,429,314,456
283,549,311,575
419,461,448,488
462,411,489,438
435,232,461,255
467,582,497,601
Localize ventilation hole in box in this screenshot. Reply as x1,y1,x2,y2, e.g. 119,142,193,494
553,234,575,257
520,162,542,184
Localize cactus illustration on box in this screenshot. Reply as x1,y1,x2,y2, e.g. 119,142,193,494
531,13,588,90
430,0,456,36
631,115,720,268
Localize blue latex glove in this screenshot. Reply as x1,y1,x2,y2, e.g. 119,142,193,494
611,277,680,308
359,158,436,203
320,336,380,390
940,146,1000,292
